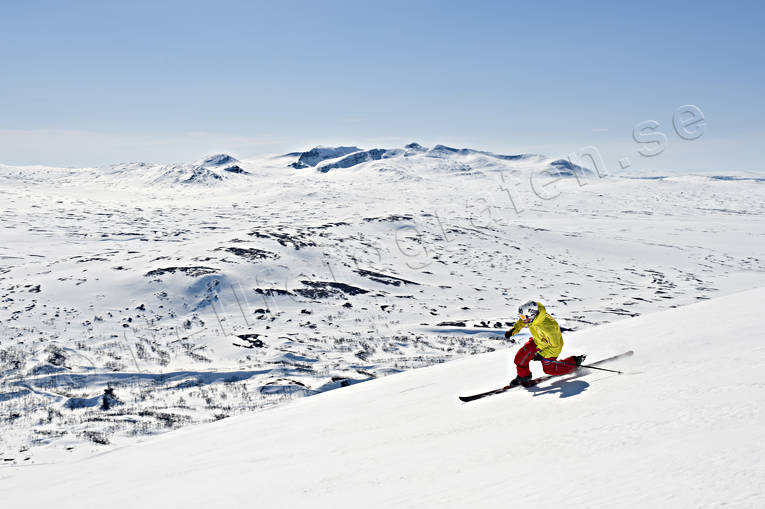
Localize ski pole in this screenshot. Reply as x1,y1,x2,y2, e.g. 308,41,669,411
545,358,624,374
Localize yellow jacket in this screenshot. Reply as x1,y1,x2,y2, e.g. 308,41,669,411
507,302,563,358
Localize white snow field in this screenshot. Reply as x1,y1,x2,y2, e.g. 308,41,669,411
1,286,763,508
1,143,764,466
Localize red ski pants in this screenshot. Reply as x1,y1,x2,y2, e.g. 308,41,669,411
514,338,578,378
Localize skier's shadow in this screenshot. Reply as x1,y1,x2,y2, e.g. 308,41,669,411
528,379,589,398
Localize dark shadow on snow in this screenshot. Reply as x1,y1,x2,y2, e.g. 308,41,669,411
529,379,589,398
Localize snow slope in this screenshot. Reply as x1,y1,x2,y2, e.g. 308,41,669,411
2,287,763,508
1,143,764,464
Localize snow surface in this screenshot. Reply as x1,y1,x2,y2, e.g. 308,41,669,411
1,287,764,508
1,142,764,469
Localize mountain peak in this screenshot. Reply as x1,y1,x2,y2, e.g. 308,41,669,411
201,154,239,167
404,142,426,151
289,146,361,169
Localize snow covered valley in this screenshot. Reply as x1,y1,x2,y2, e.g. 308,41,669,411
1,143,763,484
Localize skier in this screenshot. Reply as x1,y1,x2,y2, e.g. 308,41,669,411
504,300,586,387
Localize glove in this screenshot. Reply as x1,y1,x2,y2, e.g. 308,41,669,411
533,352,544,361
504,330,512,339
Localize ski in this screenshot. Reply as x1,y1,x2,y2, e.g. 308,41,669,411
458,386,512,402
458,350,634,402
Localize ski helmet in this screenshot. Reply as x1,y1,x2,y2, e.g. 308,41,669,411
518,300,538,323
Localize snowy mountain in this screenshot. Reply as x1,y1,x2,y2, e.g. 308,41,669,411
0,143,763,468
2,287,763,507
199,153,240,167
94,153,248,185
286,143,590,178
289,145,361,168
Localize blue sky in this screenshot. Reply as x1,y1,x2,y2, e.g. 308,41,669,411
1,0,763,172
